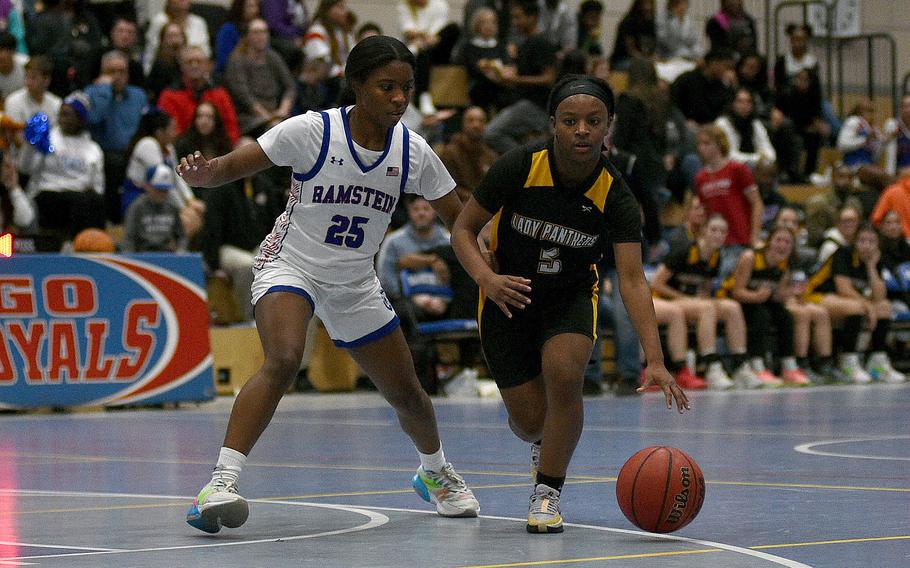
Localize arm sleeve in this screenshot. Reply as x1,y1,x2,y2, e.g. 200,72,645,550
472,147,527,213
85,84,113,126
716,117,753,166
753,121,777,164
870,188,894,225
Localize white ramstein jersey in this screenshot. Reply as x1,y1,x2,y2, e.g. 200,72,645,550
255,106,455,283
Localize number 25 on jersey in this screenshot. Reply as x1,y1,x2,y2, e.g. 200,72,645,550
325,215,369,248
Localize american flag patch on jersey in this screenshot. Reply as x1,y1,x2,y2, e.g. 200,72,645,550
386,166,399,177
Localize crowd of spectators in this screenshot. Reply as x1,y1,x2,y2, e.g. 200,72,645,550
1,0,909,395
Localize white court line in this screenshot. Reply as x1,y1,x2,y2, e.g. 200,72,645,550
0,541,119,552
0,490,810,567
794,435,910,461
0,492,388,563
360,505,814,568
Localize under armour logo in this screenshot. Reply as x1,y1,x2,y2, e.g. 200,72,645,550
581,205,592,212
330,156,344,165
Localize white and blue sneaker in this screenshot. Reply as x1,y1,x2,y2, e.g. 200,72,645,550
186,467,249,533
866,352,907,383
412,463,480,517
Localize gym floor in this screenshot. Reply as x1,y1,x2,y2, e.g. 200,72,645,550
1,384,907,567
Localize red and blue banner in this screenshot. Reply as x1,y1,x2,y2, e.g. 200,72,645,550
0,254,215,408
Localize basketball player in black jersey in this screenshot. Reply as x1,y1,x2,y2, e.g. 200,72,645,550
451,75,689,534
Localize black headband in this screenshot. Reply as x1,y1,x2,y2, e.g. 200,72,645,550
548,78,613,116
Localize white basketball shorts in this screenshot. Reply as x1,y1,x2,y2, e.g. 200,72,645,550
251,257,399,347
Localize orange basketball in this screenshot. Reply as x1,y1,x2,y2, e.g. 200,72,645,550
616,446,705,533
72,228,116,253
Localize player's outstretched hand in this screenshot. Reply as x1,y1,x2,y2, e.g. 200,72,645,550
176,151,215,187
480,273,531,319
639,364,691,413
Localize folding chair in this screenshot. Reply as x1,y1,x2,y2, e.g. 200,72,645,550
400,268,479,393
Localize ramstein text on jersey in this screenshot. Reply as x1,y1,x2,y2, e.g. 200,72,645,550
311,184,398,213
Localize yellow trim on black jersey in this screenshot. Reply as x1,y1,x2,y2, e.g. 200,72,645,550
717,274,734,298
489,208,502,254
804,256,833,298
524,149,555,188
716,251,780,298
479,208,504,331
590,266,600,339
583,168,614,213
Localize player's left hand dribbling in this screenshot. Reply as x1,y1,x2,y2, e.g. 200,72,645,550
639,365,690,413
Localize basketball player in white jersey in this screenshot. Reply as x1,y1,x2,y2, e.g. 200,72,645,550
178,35,479,534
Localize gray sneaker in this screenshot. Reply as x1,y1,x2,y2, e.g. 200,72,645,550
527,483,563,533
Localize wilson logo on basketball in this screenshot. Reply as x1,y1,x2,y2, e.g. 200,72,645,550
665,467,691,525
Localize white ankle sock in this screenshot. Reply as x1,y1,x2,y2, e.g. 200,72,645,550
782,356,798,371
750,357,766,372
418,445,446,472
213,447,247,483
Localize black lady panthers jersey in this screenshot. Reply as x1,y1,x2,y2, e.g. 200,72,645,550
805,245,880,297
717,250,787,298
474,140,641,291
659,241,720,297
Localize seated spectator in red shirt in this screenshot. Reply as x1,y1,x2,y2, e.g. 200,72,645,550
694,124,763,247
437,106,498,205
157,45,240,144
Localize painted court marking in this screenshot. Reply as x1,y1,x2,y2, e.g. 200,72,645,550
364,505,814,568
0,491,388,563
0,490,810,567
794,435,910,461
